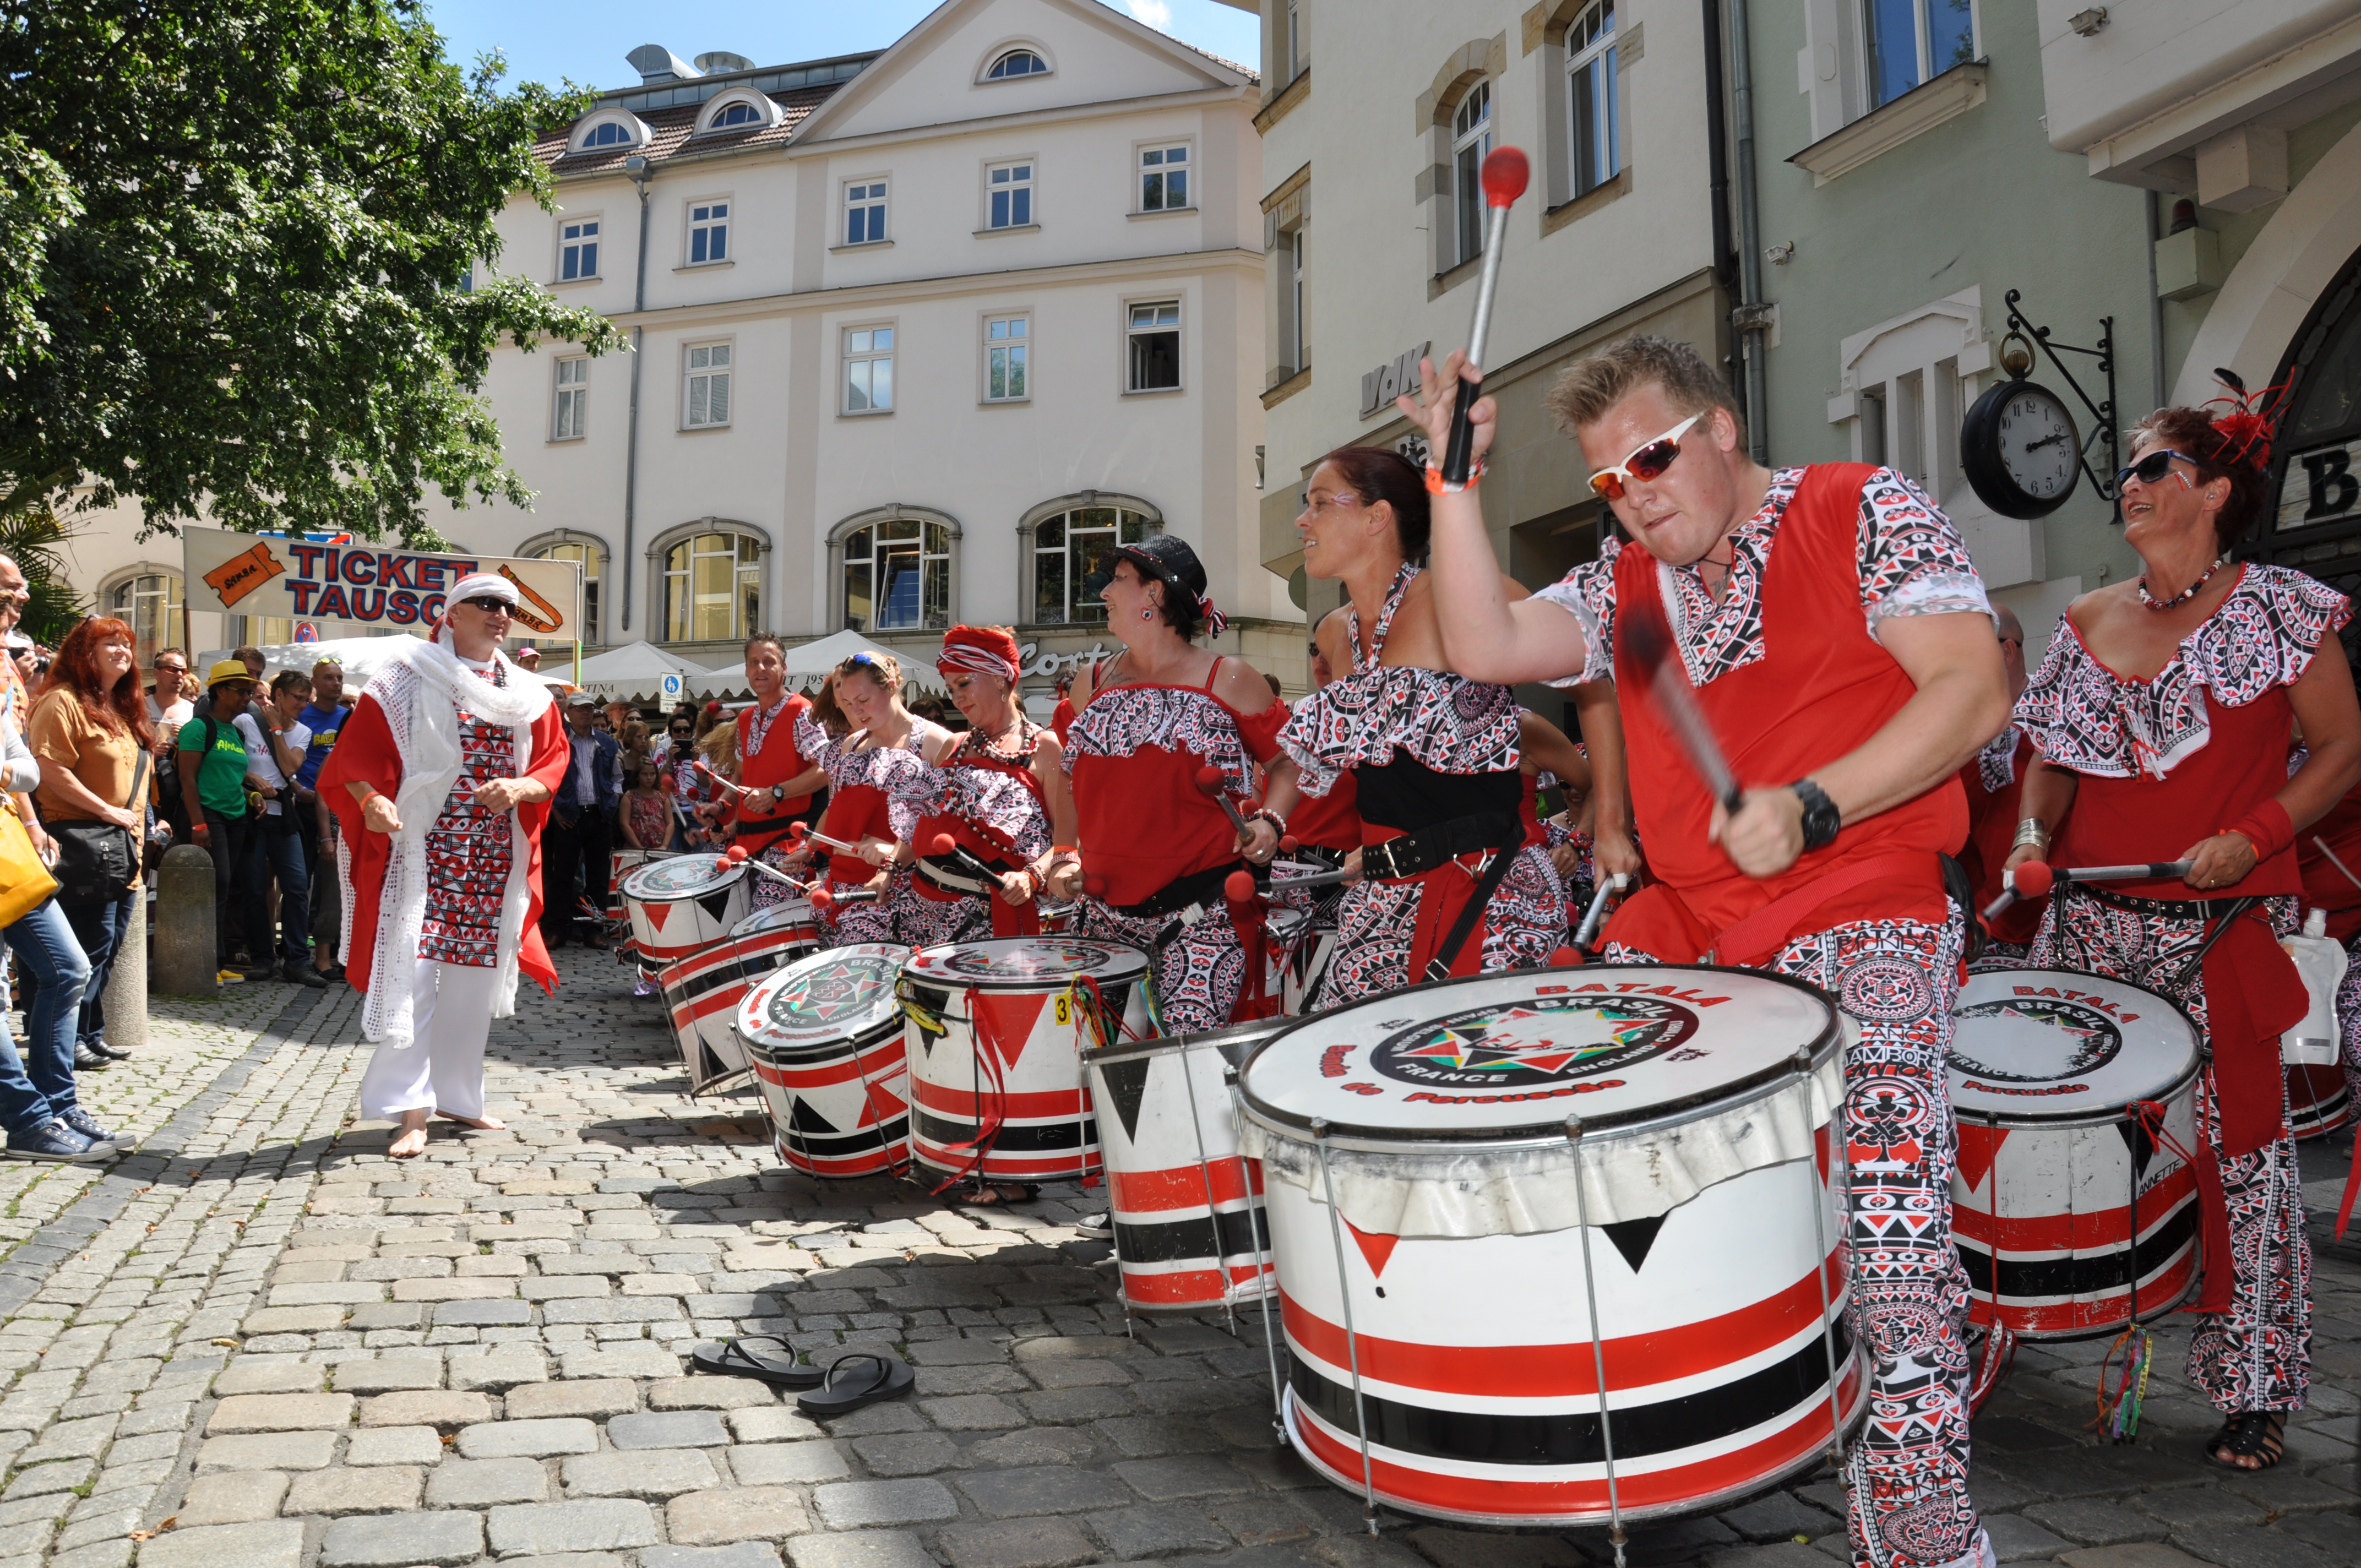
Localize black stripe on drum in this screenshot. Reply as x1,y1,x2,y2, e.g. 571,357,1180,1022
1956,1195,2199,1302
1113,1205,1269,1267
784,1120,909,1157
1288,1317,1853,1467
912,1109,1097,1153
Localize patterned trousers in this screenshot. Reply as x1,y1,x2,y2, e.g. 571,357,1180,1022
1609,913,1985,1568
1323,844,1564,1006
2034,892,2313,1413
1074,899,1247,1037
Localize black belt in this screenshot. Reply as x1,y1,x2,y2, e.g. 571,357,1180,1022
2078,881,2255,922
1358,810,1522,883
1107,860,1256,921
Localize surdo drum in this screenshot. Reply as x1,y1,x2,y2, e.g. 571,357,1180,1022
1089,1016,1287,1316
621,856,750,971
657,900,824,1096
738,944,913,1178
899,938,1150,1186
1237,966,1861,1528
1947,969,2203,1339
2285,1064,2354,1141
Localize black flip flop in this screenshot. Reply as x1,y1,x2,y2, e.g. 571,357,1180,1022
796,1351,915,1417
690,1335,824,1389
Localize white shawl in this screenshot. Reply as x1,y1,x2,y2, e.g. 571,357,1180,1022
339,631,553,1048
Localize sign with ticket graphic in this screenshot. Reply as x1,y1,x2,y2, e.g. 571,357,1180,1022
182,529,583,637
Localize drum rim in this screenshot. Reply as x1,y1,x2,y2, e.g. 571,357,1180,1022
730,901,818,938
1951,964,2204,1125
1237,962,1844,1148
737,941,913,1045
904,934,1151,987
620,858,748,899
1090,1014,1293,1068
738,1014,906,1063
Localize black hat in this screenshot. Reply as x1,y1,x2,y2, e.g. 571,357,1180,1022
1084,534,1221,633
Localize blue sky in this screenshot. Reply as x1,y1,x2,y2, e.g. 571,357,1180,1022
425,0,1263,93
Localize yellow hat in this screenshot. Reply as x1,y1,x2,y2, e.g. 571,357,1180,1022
206,659,254,688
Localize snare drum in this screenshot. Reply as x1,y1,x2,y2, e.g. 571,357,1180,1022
657,900,824,1095
621,856,751,971
1949,968,2202,1340
900,938,1150,1186
1090,1017,1286,1315
1237,966,1860,1527
2287,1064,2354,1140
739,944,913,1178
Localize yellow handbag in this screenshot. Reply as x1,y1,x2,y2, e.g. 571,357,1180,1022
0,792,60,928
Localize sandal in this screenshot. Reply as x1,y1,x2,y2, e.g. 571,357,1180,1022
796,1351,916,1417
2205,1410,2286,1471
691,1335,823,1389
958,1181,1039,1207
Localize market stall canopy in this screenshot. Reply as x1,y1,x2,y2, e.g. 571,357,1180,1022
199,633,429,688
569,640,711,703
691,628,943,699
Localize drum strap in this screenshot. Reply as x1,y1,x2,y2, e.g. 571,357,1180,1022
1422,832,1525,982
1108,859,1258,921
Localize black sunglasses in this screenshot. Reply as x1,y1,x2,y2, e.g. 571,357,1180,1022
460,595,514,614
2113,449,2200,491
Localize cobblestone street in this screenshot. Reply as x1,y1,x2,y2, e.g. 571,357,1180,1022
0,950,2344,1568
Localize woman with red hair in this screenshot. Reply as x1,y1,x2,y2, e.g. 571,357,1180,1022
2008,391,2361,1472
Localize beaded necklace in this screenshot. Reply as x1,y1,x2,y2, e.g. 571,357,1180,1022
2137,557,2226,612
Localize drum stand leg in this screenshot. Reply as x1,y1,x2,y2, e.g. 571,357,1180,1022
1231,1076,1288,1447
1312,1119,1381,1537
1177,1050,1237,1335
1566,1118,1626,1568
1800,1051,1849,1480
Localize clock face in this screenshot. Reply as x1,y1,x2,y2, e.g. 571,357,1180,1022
1996,388,2079,502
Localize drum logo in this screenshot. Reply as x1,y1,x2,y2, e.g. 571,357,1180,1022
1369,997,1698,1088
768,958,894,1032
937,941,1122,979
1950,998,2121,1083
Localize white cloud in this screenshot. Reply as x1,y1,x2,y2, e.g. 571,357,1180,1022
1127,0,1174,31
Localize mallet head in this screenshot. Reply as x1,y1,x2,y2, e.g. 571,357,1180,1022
2011,861,2055,899
1223,870,1256,903
1481,146,1531,207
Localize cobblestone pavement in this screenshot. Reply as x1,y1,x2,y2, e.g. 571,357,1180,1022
0,949,2349,1568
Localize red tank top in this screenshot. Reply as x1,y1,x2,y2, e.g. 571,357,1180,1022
731,694,815,844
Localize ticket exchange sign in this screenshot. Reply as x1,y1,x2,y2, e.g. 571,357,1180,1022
182,528,584,638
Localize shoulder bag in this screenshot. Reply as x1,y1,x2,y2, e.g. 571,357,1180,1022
50,745,146,906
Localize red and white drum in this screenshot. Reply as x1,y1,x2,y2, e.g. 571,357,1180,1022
2286,1064,2354,1140
739,944,913,1179
608,850,667,924
1237,966,1859,1527
657,900,823,1096
621,856,750,971
899,938,1149,1186
1089,1017,1286,1314
1949,968,2202,1340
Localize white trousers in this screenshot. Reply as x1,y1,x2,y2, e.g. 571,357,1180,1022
358,959,497,1122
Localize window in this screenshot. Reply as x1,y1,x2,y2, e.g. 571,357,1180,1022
584,122,633,149
532,541,603,641
1127,301,1180,393
1139,145,1189,211
1285,0,1303,78
984,316,1028,402
108,573,184,668
844,325,894,413
553,357,589,440
988,162,1033,229
1285,228,1307,374
688,201,728,264
1863,0,1976,110
663,533,762,643
1452,81,1493,266
684,342,732,429
843,518,951,633
712,102,761,129
1032,507,1158,625
560,218,599,280
988,50,1049,79
1566,2,1620,198
845,181,887,245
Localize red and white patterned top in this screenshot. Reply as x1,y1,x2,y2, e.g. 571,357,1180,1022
420,663,516,969
888,723,1052,863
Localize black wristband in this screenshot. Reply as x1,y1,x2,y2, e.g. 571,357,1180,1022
1791,778,1841,852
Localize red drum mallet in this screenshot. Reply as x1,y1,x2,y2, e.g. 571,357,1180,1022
1439,146,1531,486
693,759,752,801
1194,766,1254,838
1981,858,2197,922
714,844,808,890
787,819,861,857
929,832,1011,887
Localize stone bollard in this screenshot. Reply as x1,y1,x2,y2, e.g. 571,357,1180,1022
102,892,148,1052
152,844,218,996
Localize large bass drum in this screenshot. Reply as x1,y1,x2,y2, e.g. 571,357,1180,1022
657,900,823,1096
1237,966,1860,1528
738,943,913,1179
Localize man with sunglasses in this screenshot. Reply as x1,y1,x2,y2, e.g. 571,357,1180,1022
1415,335,2009,1568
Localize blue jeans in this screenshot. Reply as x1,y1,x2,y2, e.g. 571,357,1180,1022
257,815,310,966
0,900,87,1137
60,889,135,1050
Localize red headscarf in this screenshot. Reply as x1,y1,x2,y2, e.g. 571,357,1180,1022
938,625,1022,685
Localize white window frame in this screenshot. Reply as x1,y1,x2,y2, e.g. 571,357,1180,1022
571,112,648,154
841,516,954,634
682,340,733,430
660,530,764,645
1859,0,1979,112
1138,142,1193,213
1285,228,1307,375
1125,299,1183,395
986,159,1036,231
843,322,896,416
842,177,889,247
1285,0,1304,79
558,215,601,282
1451,81,1493,269
552,357,589,442
983,314,1030,404
686,198,730,266
1565,3,1621,200
983,47,1053,83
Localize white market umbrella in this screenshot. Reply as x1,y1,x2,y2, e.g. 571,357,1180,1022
692,628,944,699
570,640,710,704
202,633,427,688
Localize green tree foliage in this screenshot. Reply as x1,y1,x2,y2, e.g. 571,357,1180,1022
0,0,628,547
0,475,87,644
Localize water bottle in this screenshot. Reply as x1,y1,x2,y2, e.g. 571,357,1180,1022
2281,907,2347,1066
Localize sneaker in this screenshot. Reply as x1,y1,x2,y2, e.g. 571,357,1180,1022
72,1044,110,1072
6,1120,110,1164
280,962,329,990
216,969,247,986
57,1107,131,1151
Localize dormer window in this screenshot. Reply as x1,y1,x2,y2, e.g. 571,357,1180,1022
585,123,632,148
696,92,779,135
987,50,1049,80
572,112,651,154
714,102,760,128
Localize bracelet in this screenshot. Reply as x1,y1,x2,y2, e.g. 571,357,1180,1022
2011,819,2050,851
1248,807,1288,835
1424,460,1486,496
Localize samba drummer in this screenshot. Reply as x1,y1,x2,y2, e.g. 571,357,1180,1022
783,651,948,940
1255,447,1564,1004
2008,393,2361,1475
716,635,825,911
1047,536,1285,1032
1420,336,2009,1568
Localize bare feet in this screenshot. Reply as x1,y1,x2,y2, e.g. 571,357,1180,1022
388,1110,430,1159
434,1112,507,1131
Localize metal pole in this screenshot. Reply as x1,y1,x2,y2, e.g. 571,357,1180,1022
1566,1117,1625,1568
1175,1039,1235,1330
1231,1074,1287,1440
1312,1118,1381,1535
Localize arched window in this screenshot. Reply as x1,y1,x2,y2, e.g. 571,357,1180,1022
584,121,633,148
107,572,184,667
1564,2,1620,199
1031,505,1158,625
1451,80,1493,266
843,517,951,633
531,540,603,645
987,50,1049,80
713,102,761,128
662,532,762,643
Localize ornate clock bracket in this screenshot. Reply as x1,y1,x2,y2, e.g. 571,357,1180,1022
2000,289,2121,522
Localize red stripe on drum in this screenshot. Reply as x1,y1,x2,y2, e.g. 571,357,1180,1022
909,1078,1091,1118
1109,1161,1260,1215
1956,1169,2199,1253
1279,1253,1841,1401
754,1056,909,1093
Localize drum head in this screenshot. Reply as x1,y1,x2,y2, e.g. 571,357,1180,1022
905,937,1149,988
1951,968,2200,1119
622,856,744,900
741,943,911,1048
1241,965,1841,1144
731,899,815,939
1094,1013,1290,1068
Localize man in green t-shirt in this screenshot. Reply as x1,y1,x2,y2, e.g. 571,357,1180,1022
177,661,271,981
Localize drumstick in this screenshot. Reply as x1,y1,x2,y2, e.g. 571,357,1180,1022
1266,862,1353,890
1981,858,2198,921
788,819,859,856
1439,147,1531,486
1619,591,1744,815
929,831,1010,886
1572,872,1630,951
693,760,752,801
715,846,804,889
1194,765,1253,836
1222,870,1259,905
2314,835,2361,892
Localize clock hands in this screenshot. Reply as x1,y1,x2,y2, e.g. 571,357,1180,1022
2023,433,2070,453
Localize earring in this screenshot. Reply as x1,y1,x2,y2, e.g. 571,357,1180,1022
1140,608,1154,620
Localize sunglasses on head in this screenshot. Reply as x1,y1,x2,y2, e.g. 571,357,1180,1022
1587,413,1704,501
2113,448,2201,491
459,595,513,614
